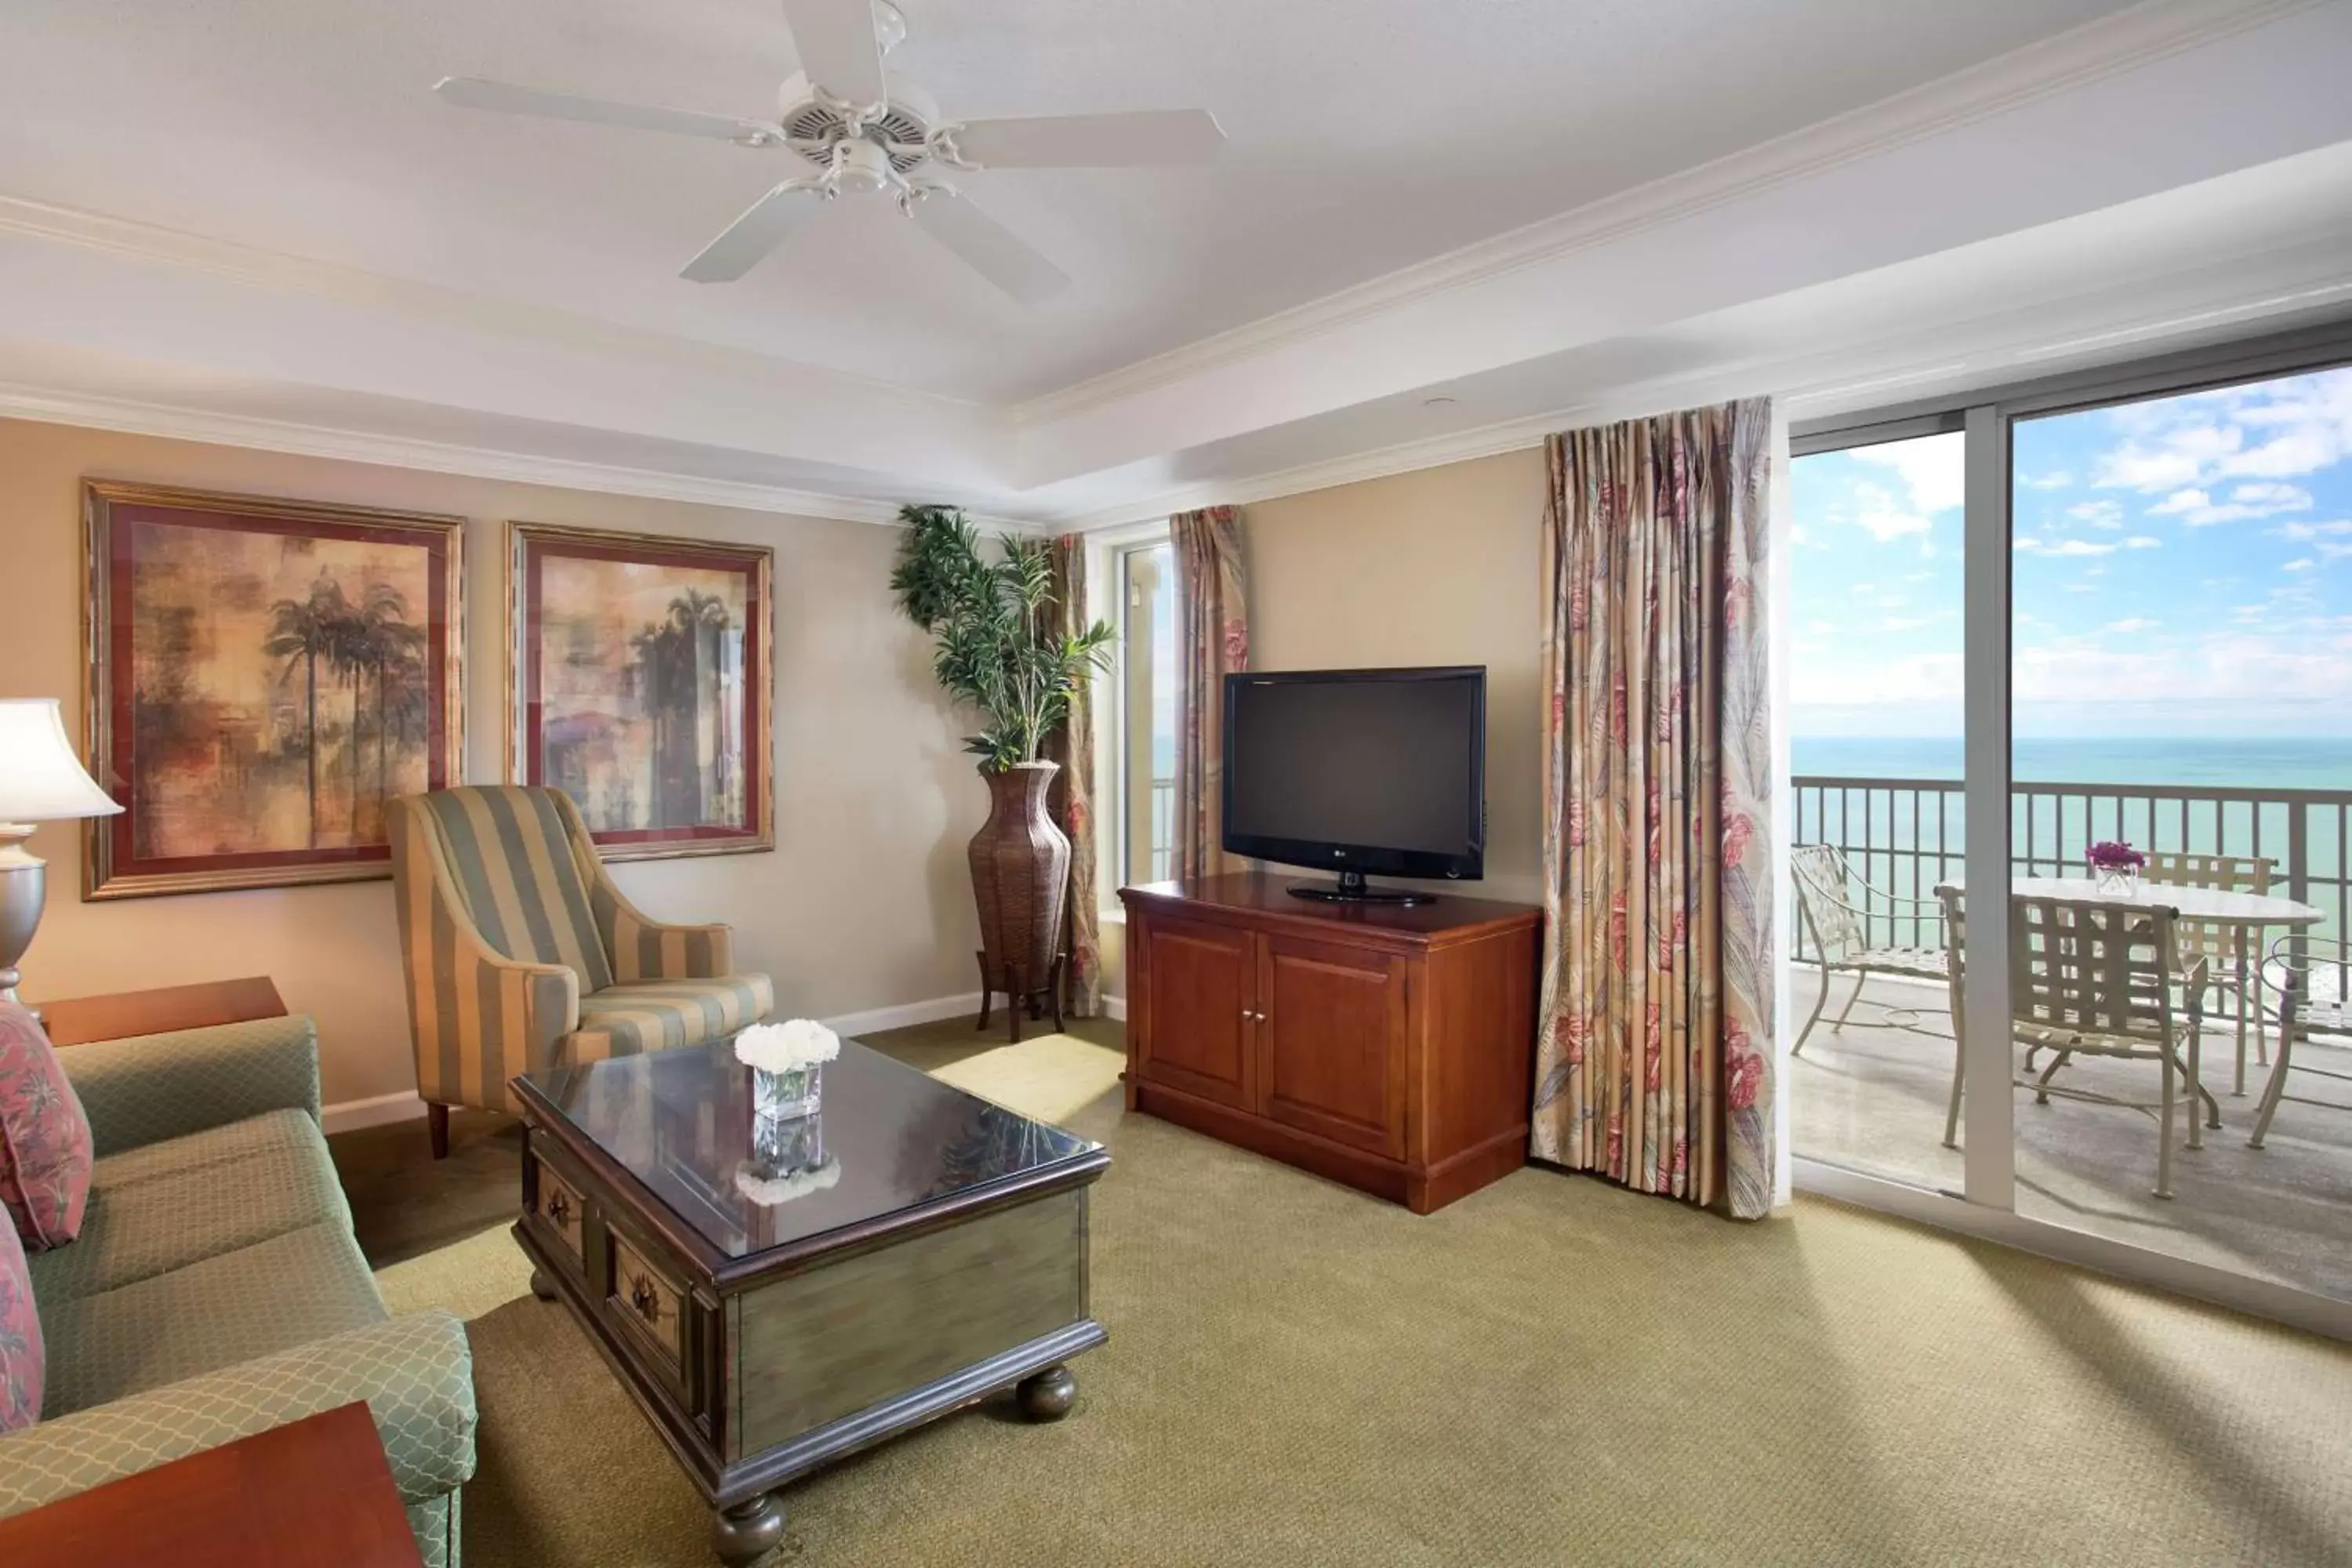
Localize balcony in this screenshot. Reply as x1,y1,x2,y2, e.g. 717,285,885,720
1791,771,2352,1305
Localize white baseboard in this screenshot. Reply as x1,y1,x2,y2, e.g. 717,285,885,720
820,993,985,1037
323,1090,426,1135
1103,995,1127,1022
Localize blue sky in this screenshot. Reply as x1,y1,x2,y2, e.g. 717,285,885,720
1791,365,2352,738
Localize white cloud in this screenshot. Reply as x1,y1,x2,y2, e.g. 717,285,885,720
2272,520,2352,541
2102,617,2160,634
1792,651,1961,710
2285,557,2318,573
1853,485,1932,543
2147,481,2313,527
2123,535,2162,549
2019,470,2073,490
2067,499,2125,529
2015,537,2118,557
2094,425,2238,491
1878,615,1934,633
1849,431,1964,515
2091,367,2352,495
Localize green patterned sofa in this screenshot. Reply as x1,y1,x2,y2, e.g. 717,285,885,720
0,1014,476,1565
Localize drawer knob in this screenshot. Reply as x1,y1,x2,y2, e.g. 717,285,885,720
629,1274,660,1320
545,1189,572,1226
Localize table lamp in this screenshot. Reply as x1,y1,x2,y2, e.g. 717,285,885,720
0,699,123,1006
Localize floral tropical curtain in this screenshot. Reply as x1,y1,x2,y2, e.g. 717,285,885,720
1045,534,1102,1018
1530,398,1776,1218
1171,505,1250,880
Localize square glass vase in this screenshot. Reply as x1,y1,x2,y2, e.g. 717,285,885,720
752,1062,823,1123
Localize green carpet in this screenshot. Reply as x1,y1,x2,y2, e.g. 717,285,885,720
366,1018,2352,1566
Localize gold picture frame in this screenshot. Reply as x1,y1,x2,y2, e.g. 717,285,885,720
505,521,775,861
82,481,466,900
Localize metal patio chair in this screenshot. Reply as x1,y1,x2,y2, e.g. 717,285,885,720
2249,935,2352,1149
1789,844,1947,1055
1938,887,2214,1199
2143,851,2275,1095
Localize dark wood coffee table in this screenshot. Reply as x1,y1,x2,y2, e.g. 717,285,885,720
511,1037,1109,1564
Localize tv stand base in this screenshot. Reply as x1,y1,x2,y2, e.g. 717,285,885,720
1286,869,1433,906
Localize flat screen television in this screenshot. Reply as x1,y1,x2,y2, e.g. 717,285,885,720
1221,666,1485,906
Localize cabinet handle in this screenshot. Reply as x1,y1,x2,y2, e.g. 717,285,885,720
629,1274,660,1321
545,1189,572,1226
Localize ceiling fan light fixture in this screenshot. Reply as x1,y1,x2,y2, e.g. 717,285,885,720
434,0,1222,302
830,138,895,194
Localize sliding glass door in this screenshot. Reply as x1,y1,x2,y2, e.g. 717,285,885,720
1788,321,2352,1329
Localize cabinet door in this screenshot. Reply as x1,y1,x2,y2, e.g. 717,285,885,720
1135,915,1258,1109
1256,935,1408,1158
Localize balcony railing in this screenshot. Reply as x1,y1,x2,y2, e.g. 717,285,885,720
1792,773,2352,993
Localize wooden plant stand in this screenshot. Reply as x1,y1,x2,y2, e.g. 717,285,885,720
976,949,1066,1043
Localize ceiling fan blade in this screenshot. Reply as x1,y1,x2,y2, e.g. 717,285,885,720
909,192,1070,303
434,76,783,144
945,110,1225,169
778,0,888,107
681,184,825,281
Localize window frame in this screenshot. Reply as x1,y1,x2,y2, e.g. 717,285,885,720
1107,533,1175,895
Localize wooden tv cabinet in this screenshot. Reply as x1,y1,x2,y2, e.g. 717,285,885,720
1118,873,1541,1214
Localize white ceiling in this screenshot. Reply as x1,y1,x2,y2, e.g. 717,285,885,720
0,0,2348,525
0,0,2138,401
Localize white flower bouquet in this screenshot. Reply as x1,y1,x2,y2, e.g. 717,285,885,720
734,1018,840,1074
736,1018,839,1122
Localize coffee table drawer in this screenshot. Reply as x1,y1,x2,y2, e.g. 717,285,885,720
525,1142,590,1274
610,1235,688,1372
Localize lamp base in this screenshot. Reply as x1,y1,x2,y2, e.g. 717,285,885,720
0,824,46,1008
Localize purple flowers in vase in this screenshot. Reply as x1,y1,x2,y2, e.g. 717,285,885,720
2087,839,2146,896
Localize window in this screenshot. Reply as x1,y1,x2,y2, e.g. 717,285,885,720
1790,322,2352,1325
1116,542,1177,886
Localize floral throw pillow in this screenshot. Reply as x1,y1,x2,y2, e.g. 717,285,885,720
0,1001,93,1249
0,1218,39,1429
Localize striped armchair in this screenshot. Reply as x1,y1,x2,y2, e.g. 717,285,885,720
388,786,775,1156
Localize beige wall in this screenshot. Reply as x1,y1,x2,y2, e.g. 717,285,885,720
0,417,985,1109
1104,445,1547,1000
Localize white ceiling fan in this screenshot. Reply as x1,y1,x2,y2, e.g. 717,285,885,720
434,0,1225,303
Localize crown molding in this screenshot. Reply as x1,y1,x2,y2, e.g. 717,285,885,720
1012,0,2321,427
0,381,1044,532
1050,256,2352,531
0,194,985,419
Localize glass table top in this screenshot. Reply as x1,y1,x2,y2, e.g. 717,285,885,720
519,1037,1102,1261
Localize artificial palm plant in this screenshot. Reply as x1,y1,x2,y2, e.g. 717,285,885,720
891,503,1115,1039
889,504,1113,770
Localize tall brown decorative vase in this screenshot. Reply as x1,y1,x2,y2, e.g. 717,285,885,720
969,760,1070,1040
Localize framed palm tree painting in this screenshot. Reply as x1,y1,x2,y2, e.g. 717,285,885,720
507,522,774,859
82,481,465,899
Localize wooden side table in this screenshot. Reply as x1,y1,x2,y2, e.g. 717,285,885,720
0,1401,423,1566
32,976,286,1045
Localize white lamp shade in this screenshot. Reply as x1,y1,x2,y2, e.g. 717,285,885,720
0,699,124,822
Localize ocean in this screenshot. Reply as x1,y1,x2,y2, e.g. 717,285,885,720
1791,735,2352,953
1795,736,2352,791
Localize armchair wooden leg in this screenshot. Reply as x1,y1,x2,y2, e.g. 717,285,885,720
975,950,993,1033
427,1102,450,1160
